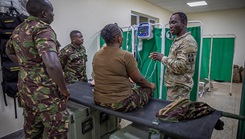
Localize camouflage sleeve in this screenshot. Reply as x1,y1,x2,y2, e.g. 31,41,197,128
34,27,58,57
81,46,87,62
58,48,68,69
56,40,61,52
6,37,15,54
162,41,197,74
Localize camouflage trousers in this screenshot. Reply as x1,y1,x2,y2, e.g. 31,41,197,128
167,86,191,101
95,87,153,112
23,106,69,139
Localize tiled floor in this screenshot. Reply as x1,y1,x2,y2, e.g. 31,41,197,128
198,81,242,139
2,82,243,139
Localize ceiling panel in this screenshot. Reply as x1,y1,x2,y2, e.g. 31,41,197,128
144,0,245,13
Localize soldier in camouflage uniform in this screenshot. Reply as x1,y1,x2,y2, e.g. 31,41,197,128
150,12,198,101
59,30,88,84
5,0,70,138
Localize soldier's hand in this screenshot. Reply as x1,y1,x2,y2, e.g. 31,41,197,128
90,79,95,86
149,52,164,61
60,88,70,102
150,83,156,90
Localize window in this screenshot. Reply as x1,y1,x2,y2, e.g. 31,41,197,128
131,11,158,26
131,14,137,25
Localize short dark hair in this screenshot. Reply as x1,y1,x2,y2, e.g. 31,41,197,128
70,30,81,39
26,0,51,17
172,12,188,24
101,23,122,46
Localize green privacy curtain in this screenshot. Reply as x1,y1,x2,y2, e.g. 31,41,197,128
237,64,245,139
100,35,105,47
200,37,235,82
200,38,211,79
162,30,172,100
210,38,234,82
136,28,162,98
164,26,201,101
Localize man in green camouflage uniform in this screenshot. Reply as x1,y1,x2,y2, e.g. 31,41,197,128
59,30,88,84
6,0,70,138
150,12,198,101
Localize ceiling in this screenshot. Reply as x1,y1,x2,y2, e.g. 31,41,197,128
144,0,245,13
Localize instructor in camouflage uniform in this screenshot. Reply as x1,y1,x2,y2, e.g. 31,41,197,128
150,12,198,101
6,0,70,138
59,30,88,84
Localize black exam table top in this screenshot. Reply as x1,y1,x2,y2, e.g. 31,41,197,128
67,82,222,139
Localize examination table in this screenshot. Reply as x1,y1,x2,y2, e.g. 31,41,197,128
67,82,222,139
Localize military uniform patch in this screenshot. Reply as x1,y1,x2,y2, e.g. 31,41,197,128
187,53,195,63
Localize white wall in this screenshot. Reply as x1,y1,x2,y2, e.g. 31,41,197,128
188,8,245,67
0,0,171,137
50,0,171,77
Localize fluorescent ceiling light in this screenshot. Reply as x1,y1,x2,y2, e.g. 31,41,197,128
187,1,207,7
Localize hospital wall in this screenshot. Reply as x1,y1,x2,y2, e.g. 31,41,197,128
189,8,245,66
50,0,171,78
0,0,171,137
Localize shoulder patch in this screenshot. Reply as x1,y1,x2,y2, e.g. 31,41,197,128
187,53,195,63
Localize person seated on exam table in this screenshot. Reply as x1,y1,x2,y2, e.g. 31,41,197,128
92,23,156,112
